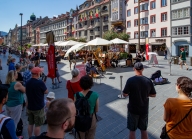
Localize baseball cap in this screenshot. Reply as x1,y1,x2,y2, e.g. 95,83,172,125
134,62,144,70
46,92,55,99
31,67,43,74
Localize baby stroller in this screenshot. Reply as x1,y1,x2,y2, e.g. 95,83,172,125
150,70,168,85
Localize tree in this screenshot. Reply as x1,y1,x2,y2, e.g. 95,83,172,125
67,37,77,41
103,31,129,41
27,44,32,48
78,38,86,43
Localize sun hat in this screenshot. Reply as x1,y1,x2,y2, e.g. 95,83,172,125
134,62,144,70
46,92,55,99
31,67,43,74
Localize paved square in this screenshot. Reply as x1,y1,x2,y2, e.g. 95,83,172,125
0,54,191,139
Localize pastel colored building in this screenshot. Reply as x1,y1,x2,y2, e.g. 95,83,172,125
126,0,171,55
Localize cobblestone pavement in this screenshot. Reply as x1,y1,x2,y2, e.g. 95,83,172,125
0,53,191,139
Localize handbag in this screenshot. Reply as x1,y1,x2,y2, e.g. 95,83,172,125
160,108,192,139
0,66,2,70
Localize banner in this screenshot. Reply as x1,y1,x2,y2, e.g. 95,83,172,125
75,64,86,79
47,44,56,78
146,38,149,60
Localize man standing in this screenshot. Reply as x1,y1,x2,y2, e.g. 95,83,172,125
34,48,40,67
123,62,156,139
30,98,76,139
8,57,16,71
23,63,34,86
180,48,188,70
26,67,48,137
164,48,167,60
68,51,76,70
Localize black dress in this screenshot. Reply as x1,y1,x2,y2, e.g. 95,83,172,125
17,72,23,82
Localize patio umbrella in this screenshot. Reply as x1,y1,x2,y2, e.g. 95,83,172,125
55,41,63,46
110,38,129,44
86,37,112,46
65,43,86,57
59,40,79,46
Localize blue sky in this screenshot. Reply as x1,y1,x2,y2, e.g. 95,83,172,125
0,0,85,32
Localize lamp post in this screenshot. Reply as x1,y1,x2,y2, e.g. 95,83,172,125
19,13,23,55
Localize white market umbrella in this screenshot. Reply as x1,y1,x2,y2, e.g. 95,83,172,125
86,37,112,46
65,43,86,57
148,52,158,55
55,41,63,46
110,38,129,44
60,40,79,46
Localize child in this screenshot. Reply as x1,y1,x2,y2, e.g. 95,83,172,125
44,92,55,124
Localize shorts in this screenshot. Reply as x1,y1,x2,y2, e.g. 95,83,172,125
69,59,76,64
27,108,45,127
127,111,148,131
56,70,60,77
180,60,186,64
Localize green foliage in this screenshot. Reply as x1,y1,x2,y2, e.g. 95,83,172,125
27,44,32,48
78,38,86,42
67,37,76,41
44,40,47,44
18,46,21,50
103,31,129,41
118,33,130,41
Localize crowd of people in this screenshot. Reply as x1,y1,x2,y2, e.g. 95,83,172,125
0,47,191,139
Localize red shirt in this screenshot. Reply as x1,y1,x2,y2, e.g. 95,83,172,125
66,80,82,100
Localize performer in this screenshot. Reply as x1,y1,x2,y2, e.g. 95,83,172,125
68,51,76,70
111,53,119,67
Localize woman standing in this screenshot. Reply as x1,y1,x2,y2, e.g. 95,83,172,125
74,75,99,139
5,70,25,127
163,77,192,139
15,64,23,84
66,69,82,101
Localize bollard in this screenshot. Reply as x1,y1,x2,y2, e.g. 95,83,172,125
118,76,125,99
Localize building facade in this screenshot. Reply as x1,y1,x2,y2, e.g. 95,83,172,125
171,0,192,57
126,0,171,54
111,0,126,33
39,13,70,44
76,0,111,41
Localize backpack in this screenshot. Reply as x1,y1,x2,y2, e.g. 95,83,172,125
150,70,161,80
0,114,11,139
75,91,93,132
16,118,23,136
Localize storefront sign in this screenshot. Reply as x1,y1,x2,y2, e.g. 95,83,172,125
155,39,166,42
47,44,56,78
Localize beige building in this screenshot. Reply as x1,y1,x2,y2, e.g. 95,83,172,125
76,0,111,41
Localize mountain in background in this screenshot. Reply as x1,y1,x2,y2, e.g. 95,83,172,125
0,31,8,37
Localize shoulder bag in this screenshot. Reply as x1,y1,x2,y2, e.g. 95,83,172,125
160,108,192,139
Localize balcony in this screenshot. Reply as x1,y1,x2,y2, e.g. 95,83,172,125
90,30,94,35
95,30,100,36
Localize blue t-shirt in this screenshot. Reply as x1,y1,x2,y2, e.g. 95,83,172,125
6,82,24,107
26,78,47,111
8,62,15,71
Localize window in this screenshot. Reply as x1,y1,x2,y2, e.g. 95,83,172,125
161,13,167,22
140,3,148,11
134,32,138,38
171,0,185,3
134,0,138,3
95,27,100,31
140,31,148,38
103,25,108,31
134,19,138,26
172,8,190,19
84,21,87,25
127,21,131,28
103,16,108,22
150,15,156,23
161,0,167,7
161,28,167,36
151,1,156,9
151,29,156,37
172,26,189,36
140,17,148,24
127,10,131,17
134,7,138,14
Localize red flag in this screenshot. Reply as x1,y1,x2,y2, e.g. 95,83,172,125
47,44,56,78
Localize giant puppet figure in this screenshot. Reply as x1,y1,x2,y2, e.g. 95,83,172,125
46,31,56,79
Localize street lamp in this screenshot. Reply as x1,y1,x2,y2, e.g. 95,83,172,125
19,13,23,55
